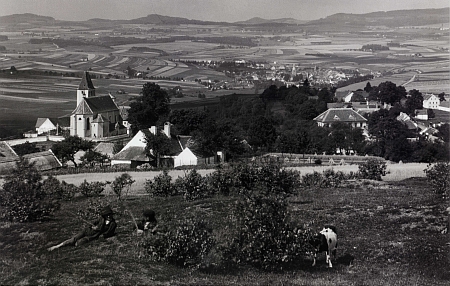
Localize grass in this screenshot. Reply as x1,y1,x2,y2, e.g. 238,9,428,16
1,176,449,285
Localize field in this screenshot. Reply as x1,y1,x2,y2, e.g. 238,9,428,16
0,165,449,285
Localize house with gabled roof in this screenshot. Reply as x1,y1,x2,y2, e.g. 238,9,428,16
313,108,368,128
70,71,127,139
111,122,217,168
35,117,70,135
0,148,62,175
423,93,440,109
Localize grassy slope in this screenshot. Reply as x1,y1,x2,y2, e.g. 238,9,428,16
0,177,449,285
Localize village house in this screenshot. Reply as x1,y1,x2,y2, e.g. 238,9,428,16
35,117,70,135
111,122,217,168
422,93,440,109
313,108,368,128
70,71,127,139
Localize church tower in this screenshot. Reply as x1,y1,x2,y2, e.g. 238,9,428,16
77,71,95,105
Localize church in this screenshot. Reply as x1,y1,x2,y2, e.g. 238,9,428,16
70,72,127,139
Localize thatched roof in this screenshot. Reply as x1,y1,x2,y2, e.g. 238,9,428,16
0,150,62,175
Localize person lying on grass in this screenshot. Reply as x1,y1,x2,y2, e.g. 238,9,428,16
47,206,117,251
136,209,158,235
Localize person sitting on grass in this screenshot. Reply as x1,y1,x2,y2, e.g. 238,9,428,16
47,206,117,251
136,209,158,235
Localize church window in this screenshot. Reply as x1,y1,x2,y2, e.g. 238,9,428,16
86,118,90,130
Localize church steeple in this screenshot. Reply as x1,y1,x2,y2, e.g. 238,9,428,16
77,71,95,105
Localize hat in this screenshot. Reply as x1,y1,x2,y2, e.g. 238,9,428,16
143,209,155,219
100,206,114,216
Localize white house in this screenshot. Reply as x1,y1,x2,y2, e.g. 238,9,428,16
423,93,440,109
174,147,197,167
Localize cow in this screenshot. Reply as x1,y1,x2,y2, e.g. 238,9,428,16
309,225,338,268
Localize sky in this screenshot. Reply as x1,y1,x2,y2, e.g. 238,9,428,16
0,0,448,22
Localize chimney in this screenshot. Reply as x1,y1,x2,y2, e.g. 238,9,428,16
164,122,171,138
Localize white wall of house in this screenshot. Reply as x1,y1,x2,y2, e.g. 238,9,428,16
111,159,132,166
36,119,56,134
423,94,440,109
122,130,147,151
174,147,197,167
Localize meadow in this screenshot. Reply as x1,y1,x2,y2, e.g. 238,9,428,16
0,165,448,285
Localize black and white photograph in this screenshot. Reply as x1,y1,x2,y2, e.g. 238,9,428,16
0,0,449,284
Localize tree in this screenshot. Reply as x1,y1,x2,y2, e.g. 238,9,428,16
144,131,171,168
113,140,124,154
405,89,423,115
247,116,277,151
438,92,446,102
127,82,171,134
364,82,373,93
369,81,407,105
51,136,93,167
13,141,40,156
80,150,108,167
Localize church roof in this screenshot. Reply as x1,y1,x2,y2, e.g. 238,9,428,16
72,96,119,115
78,71,95,90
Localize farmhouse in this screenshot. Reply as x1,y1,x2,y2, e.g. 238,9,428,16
111,122,217,168
70,72,127,139
314,108,367,128
422,93,440,109
35,117,70,135
0,147,62,175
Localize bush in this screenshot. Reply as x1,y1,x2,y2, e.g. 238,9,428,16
175,169,210,201
301,171,325,187
0,158,60,222
144,218,215,267
76,197,115,223
60,180,79,199
79,180,108,197
256,162,300,196
111,173,135,200
222,193,310,271
358,159,387,181
424,162,449,198
205,165,234,196
145,170,175,197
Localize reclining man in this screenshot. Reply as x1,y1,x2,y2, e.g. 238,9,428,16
47,206,117,251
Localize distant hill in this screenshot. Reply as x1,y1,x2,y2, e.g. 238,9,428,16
305,8,449,28
0,8,448,28
235,17,307,25
0,13,55,24
122,14,229,25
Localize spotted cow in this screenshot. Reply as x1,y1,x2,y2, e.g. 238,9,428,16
309,225,338,268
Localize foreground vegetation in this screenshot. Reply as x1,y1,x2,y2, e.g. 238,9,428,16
0,161,449,285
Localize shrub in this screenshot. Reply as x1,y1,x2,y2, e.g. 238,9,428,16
424,162,450,198
256,162,300,196
175,169,210,201
205,165,234,196
144,218,215,267
111,173,135,200
358,158,387,181
314,158,322,165
222,193,310,271
145,170,175,197
322,169,347,188
79,180,108,197
0,158,60,222
301,171,324,187
76,197,115,223
60,180,79,199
